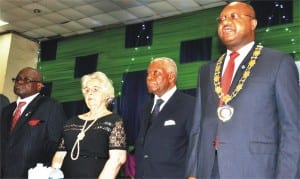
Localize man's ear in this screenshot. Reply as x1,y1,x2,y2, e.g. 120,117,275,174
37,82,44,91
251,19,257,30
168,72,176,82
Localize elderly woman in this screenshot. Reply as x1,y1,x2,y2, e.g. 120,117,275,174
52,71,127,178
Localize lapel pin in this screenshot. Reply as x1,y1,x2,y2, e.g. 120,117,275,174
25,112,31,117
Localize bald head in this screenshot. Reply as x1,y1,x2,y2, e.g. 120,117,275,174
19,67,43,81
217,1,257,51
13,67,44,99
225,2,256,18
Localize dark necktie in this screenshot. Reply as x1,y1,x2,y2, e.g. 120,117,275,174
151,99,164,119
215,51,239,150
11,101,26,131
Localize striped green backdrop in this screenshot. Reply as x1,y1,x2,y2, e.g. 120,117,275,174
39,1,300,103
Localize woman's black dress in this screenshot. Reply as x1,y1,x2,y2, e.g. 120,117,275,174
58,113,126,178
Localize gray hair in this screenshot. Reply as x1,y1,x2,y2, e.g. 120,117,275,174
151,57,178,79
81,71,115,104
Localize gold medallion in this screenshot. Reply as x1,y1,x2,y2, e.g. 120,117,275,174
214,45,263,122
217,105,234,122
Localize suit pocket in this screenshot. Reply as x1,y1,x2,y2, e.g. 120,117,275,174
250,141,277,154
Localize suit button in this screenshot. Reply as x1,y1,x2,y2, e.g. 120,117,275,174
144,154,149,158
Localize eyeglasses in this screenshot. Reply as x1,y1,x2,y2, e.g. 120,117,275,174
216,13,254,23
12,77,41,83
82,87,102,94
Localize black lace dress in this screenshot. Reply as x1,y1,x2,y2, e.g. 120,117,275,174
58,113,126,178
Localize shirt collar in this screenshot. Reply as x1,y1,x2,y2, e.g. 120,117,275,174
17,93,39,105
154,86,177,103
227,41,255,58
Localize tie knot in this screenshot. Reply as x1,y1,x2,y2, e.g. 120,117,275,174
18,101,26,108
155,99,164,106
151,98,164,118
230,51,239,59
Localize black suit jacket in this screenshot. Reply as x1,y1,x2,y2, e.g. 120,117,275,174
0,94,9,117
135,89,195,178
186,46,300,178
0,94,67,178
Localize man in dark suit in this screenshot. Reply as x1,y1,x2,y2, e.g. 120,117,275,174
0,94,9,115
135,57,195,178
186,2,300,179
0,67,67,178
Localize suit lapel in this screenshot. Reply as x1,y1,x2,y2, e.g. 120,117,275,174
210,63,220,101
142,100,154,145
151,90,180,126
11,94,44,133
230,45,256,94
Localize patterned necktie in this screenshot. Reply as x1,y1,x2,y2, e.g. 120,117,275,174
11,101,26,131
215,51,239,150
151,99,164,119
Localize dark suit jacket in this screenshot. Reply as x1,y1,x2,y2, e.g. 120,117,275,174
0,94,67,178
135,89,195,178
0,94,9,117
188,46,300,178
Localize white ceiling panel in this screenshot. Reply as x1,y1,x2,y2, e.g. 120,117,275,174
128,6,156,18
92,1,121,12
23,30,45,39
61,32,76,37
1,0,29,7
77,17,102,28
39,0,68,11
112,0,144,8
57,8,86,20
27,16,53,27
0,12,21,22
23,31,43,39
22,3,52,14
74,4,103,16
109,10,137,22
0,1,16,9
160,11,181,18
194,0,225,4
167,0,200,11
45,24,71,34
91,14,119,26
29,28,57,37
76,29,94,35
61,21,86,31
147,2,177,14
85,0,102,2
6,7,34,19
42,13,70,24
136,0,162,3
14,21,39,31
202,2,227,9
59,0,87,7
